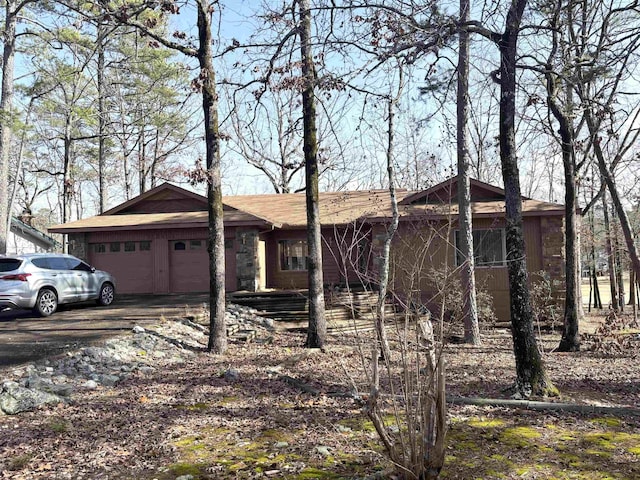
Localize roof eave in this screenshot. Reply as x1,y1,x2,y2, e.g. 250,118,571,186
364,209,566,223
49,219,273,234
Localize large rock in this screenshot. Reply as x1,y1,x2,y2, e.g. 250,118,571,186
0,381,64,415
26,376,74,397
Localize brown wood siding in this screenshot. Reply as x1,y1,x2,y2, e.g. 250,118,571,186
321,227,351,286
225,228,237,291
121,198,207,214
322,226,373,287
264,228,366,289
387,215,547,323
266,230,309,289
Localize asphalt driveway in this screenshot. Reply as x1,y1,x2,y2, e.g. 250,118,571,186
0,294,209,369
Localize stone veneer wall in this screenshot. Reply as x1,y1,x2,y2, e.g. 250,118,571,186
235,229,260,292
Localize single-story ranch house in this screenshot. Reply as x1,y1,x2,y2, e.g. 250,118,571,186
49,177,568,322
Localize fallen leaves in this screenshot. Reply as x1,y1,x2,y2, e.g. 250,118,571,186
0,312,638,479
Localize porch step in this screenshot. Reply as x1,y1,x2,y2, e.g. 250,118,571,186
229,291,308,313
229,288,395,326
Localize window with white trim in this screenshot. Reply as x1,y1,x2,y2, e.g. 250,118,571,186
279,240,308,271
455,229,506,267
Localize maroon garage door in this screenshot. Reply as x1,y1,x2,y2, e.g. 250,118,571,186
89,241,154,294
169,239,237,293
169,239,209,293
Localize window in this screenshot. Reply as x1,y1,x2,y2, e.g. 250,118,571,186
173,241,186,251
455,229,505,267
140,241,151,251
110,242,121,253
31,258,50,269
225,239,233,249
190,240,203,250
47,257,71,270
124,242,136,252
93,243,106,253
67,257,93,271
0,259,22,272
279,240,308,271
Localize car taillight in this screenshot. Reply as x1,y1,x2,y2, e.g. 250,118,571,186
1,273,31,281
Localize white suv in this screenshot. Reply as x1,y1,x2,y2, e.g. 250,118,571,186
0,253,116,317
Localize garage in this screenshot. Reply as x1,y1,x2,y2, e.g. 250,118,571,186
49,183,268,295
169,239,208,293
89,240,154,294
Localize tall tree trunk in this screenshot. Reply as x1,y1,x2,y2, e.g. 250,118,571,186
197,0,226,354
97,22,107,213
545,106,579,349
586,112,640,295
375,96,400,362
602,194,618,309
7,97,35,241
576,225,586,317
544,14,580,351
589,210,602,309
0,0,18,254
613,224,624,311
558,145,580,350
63,120,73,227
138,125,146,194
298,0,327,349
496,0,556,397
457,0,480,345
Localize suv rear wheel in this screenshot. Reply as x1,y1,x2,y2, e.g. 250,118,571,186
34,288,58,317
97,282,115,306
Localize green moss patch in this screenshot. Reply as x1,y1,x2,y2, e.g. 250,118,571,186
468,418,506,428
168,462,207,478
440,414,640,480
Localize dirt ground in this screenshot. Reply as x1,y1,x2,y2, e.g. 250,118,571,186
0,294,209,367
0,310,638,480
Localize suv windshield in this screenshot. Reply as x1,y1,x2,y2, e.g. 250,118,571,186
0,259,22,272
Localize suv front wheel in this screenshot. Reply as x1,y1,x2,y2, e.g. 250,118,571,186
97,282,115,306
34,288,58,317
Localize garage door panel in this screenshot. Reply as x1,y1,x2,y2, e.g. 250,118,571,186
89,242,153,294
170,239,236,293
170,240,209,293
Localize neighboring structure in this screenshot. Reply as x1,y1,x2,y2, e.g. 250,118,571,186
8,216,60,254
49,177,567,322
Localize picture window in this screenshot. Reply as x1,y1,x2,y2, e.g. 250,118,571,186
279,239,308,271
455,229,506,267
